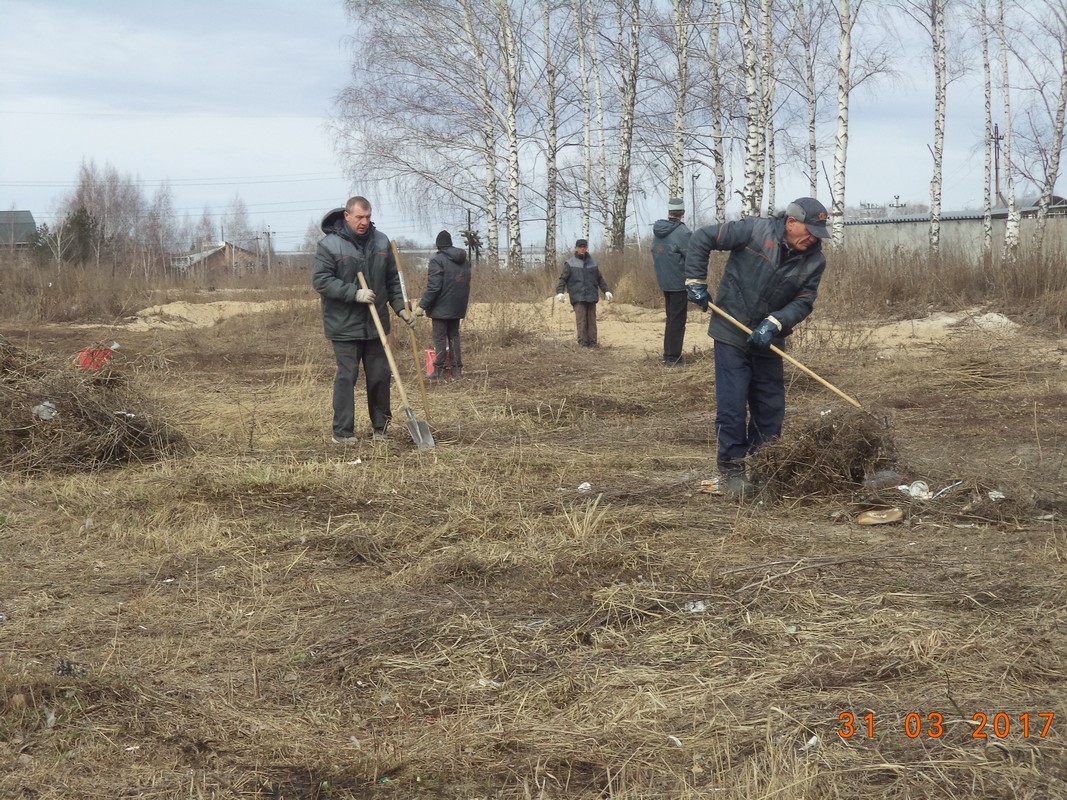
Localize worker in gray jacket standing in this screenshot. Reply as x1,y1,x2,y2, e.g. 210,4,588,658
414,230,471,380
651,196,691,366
684,197,829,497
312,196,416,444
555,238,612,347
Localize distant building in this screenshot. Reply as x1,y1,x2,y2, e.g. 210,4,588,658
170,241,258,275
0,210,37,249
843,196,1067,262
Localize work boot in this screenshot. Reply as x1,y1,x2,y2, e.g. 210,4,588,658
720,468,756,501
452,366,463,379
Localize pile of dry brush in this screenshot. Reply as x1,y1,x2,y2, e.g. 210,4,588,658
0,337,185,473
748,408,897,498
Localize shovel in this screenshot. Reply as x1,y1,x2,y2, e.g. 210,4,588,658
392,240,432,420
707,301,864,410
356,271,435,451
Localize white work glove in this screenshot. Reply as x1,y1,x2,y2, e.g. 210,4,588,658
398,308,417,328
355,288,376,304
555,293,565,303
413,305,425,317
604,291,613,302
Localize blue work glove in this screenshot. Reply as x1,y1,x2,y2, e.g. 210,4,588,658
686,282,710,311
747,318,779,350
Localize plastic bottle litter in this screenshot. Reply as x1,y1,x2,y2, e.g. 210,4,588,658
897,480,932,499
31,401,57,421
863,469,903,490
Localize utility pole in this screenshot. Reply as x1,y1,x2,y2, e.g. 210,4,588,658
263,226,272,272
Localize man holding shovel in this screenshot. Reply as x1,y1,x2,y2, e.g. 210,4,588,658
684,197,830,498
312,196,416,444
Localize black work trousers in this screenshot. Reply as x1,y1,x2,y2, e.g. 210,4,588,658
331,338,391,437
662,290,688,362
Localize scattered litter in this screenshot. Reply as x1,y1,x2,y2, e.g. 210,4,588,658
683,600,707,613
800,734,819,752
987,490,1005,502
857,508,904,525
863,469,903,490
162,578,176,584
76,342,119,371
124,745,141,753
577,482,592,493
470,678,503,690
44,709,56,729
346,458,363,466
931,480,963,499
786,624,799,635
349,737,362,750
819,408,832,417
898,481,932,500
31,401,57,420
0,613,7,622
699,477,722,494
667,735,683,747
113,411,136,420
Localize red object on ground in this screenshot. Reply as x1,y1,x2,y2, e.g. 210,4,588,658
424,348,451,377
77,348,113,370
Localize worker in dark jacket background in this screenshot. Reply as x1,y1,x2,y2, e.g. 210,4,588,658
651,196,691,366
555,238,612,347
414,230,471,380
684,197,829,498
312,196,416,444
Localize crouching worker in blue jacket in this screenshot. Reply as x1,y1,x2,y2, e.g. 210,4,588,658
684,197,830,499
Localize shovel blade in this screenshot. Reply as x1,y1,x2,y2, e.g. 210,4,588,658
404,407,435,451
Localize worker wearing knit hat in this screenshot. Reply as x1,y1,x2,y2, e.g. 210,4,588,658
652,196,691,367
416,229,471,381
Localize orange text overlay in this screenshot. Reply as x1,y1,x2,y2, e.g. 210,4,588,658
837,711,1055,740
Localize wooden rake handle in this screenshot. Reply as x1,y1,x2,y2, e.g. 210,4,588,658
707,301,864,410
391,240,432,420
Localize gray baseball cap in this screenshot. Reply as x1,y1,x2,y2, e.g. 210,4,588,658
785,197,830,238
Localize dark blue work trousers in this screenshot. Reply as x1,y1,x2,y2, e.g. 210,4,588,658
713,340,785,472
331,338,391,437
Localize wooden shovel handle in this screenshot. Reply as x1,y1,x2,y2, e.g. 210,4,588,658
355,271,411,409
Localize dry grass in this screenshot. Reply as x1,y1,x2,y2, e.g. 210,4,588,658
1,282,1066,799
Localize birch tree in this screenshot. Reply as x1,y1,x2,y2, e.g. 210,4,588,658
831,0,856,244
1011,0,1067,252
572,0,593,237
669,0,692,198
607,0,642,251
978,0,995,260
704,0,728,219
540,0,561,261
739,0,764,216
998,0,1021,261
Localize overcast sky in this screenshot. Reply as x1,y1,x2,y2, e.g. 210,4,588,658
0,0,1026,252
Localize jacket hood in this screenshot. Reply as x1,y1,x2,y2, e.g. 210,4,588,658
320,207,345,234
653,218,683,239
441,246,468,265
320,208,376,242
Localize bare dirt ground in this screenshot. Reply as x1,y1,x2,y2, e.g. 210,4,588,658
2,295,1065,799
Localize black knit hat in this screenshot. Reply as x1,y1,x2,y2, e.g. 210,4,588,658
575,238,588,248
436,230,453,248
